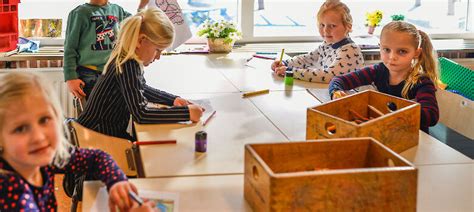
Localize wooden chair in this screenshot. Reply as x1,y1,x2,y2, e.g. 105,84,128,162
67,120,139,177
63,119,141,211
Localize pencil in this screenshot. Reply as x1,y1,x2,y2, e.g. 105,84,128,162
203,110,217,126
279,48,285,65
252,54,276,60
242,89,270,98
135,140,177,145
256,52,277,55
128,190,144,206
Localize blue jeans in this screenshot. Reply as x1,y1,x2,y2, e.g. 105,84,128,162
77,66,101,100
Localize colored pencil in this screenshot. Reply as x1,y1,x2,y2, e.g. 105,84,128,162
242,89,270,98
279,48,285,65
134,140,177,145
128,190,144,206
203,110,217,126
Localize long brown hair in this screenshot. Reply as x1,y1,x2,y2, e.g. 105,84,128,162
381,21,439,98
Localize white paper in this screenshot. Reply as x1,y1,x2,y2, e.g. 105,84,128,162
148,0,192,51
90,187,179,212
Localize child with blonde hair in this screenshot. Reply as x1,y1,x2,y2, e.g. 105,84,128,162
0,73,155,211
271,0,364,83
329,21,439,132
78,8,203,140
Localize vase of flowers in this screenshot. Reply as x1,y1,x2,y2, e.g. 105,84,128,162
197,19,241,53
365,10,383,35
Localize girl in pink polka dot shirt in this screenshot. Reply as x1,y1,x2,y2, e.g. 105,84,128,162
0,73,156,211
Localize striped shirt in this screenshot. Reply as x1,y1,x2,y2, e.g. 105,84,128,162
78,59,190,140
283,38,364,83
329,63,439,132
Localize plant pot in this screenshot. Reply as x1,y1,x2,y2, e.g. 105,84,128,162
207,38,235,53
367,26,375,35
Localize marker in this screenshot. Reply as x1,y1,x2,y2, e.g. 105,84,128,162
128,190,144,206
203,110,217,126
278,48,285,65
134,140,177,145
242,89,270,98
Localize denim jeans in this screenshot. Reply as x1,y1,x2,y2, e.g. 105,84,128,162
77,66,101,100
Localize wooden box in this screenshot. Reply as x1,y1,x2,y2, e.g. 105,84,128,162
244,138,417,211
307,90,420,153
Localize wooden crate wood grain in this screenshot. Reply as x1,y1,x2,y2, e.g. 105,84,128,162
244,138,417,212
306,90,420,153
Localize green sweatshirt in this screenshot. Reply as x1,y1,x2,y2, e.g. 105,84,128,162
63,3,131,81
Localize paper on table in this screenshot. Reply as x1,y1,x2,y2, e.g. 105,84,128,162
91,187,179,211
190,99,215,124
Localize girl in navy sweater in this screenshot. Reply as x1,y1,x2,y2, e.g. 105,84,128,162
78,8,203,140
329,21,439,132
0,73,154,211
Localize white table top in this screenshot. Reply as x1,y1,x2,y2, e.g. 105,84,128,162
134,93,287,177
83,163,474,212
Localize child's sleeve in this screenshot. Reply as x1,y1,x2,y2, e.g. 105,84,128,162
0,175,39,210
63,10,84,81
143,85,178,106
116,61,190,124
284,48,321,69
415,78,439,129
60,148,128,190
328,65,378,98
292,44,364,83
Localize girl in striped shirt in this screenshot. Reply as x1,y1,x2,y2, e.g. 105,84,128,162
329,21,439,132
78,8,203,140
271,0,364,83
0,73,155,211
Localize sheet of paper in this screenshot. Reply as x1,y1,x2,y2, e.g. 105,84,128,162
148,0,192,51
90,187,179,212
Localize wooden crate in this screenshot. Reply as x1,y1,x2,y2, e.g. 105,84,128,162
307,90,420,153
244,138,417,212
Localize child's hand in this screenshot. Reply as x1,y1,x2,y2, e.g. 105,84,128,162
173,97,191,106
138,0,149,10
129,200,158,212
108,181,138,212
66,79,86,98
271,60,284,71
274,66,287,76
188,104,203,122
332,91,347,99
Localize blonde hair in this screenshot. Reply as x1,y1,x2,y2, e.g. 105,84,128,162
317,0,353,31
0,73,71,168
381,21,439,98
104,7,175,74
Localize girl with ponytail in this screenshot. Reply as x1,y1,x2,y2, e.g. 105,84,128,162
78,8,204,140
329,21,439,133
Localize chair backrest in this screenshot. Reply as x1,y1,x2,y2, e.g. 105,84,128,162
67,120,138,177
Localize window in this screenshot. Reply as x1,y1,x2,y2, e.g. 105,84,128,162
247,0,473,42
17,0,474,43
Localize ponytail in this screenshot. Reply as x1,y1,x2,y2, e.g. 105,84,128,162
104,15,143,75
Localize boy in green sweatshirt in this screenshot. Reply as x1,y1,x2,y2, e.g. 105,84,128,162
64,0,148,99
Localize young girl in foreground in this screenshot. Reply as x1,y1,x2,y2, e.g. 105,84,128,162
271,0,364,83
78,8,203,140
0,73,154,211
329,21,439,132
